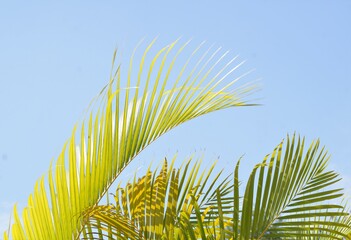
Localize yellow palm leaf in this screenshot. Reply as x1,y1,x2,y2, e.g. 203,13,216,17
4,39,255,239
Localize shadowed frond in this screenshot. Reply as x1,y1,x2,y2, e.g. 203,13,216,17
4,39,255,239
80,205,140,239
81,157,234,239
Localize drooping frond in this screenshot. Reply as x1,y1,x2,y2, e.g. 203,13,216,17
4,39,255,239
237,135,349,239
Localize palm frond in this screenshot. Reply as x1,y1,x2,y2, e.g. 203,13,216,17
237,135,349,239
82,157,234,239
4,40,254,239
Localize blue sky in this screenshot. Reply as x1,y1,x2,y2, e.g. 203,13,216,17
0,1,351,233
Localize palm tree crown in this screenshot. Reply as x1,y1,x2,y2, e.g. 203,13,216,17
3,40,350,240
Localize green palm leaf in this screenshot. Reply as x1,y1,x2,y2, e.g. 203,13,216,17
237,135,349,239
4,39,254,239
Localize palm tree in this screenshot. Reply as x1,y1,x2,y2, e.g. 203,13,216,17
3,40,351,239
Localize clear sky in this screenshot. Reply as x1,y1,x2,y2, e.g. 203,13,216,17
0,1,351,234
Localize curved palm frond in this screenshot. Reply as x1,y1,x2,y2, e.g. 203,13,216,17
4,39,255,239
81,157,234,239
237,135,349,239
